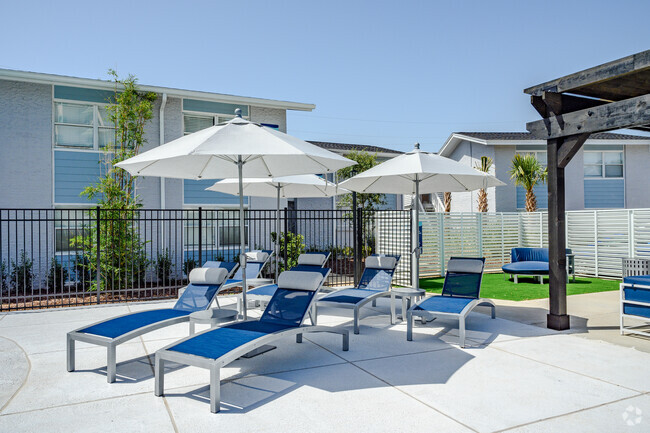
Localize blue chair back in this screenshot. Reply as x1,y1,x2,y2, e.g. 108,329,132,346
260,268,330,328
173,283,222,313
203,261,238,277
442,257,485,299
358,254,400,291
511,248,573,263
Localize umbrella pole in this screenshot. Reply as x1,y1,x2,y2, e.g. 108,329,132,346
413,177,421,290
238,156,248,320
275,184,280,282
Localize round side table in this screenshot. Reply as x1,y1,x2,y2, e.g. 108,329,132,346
189,308,238,335
390,287,425,324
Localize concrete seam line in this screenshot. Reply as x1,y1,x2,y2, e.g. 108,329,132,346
0,336,31,414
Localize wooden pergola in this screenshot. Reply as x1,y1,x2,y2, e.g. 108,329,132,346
524,50,650,330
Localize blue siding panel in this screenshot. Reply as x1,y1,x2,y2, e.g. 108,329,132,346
184,179,248,206
516,185,548,209
584,179,624,208
54,151,103,204
182,99,248,117
54,85,115,104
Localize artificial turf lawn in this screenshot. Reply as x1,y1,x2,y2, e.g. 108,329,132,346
419,273,620,301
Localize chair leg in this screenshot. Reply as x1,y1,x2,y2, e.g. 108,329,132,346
154,356,164,397
353,307,360,334
390,293,396,325
490,304,496,319
107,345,116,383
66,335,75,372
514,275,518,284
210,365,221,414
372,299,377,307
406,311,413,341
342,330,349,351
296,333,303,343
311,304,318,325
459,317,466,348
189,321,196,336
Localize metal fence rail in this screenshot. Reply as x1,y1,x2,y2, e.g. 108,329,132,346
0,208,411,311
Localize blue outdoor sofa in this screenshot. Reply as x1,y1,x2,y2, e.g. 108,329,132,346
502,247,574,284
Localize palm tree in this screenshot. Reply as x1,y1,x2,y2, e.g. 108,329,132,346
443,192,452,212
508,153,548,212
474,156,493,212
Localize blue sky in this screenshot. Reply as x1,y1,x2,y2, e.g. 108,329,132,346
1,0,649,152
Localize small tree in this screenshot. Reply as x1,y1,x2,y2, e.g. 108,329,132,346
11,250,33,293
474,156,493,212
271,231,306,272
71,71,157,291
508,153,548,212
336,151,386,212
443,192,452,212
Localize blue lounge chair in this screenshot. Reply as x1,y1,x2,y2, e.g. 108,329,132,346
407,257,495,347
620,274,650,338
246,252,331,303
315,254,400,334
154,269,349,413
222,249,274,291
67,264,234,383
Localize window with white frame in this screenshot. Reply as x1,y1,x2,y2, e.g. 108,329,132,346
54,102,116,149
584,151,624,178
54,209,92,253
182,209,248,248
183,113,237,135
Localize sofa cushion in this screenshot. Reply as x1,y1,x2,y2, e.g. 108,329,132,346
502,261,549,275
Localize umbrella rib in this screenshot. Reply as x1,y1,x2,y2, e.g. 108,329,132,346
134,159,159,175
449,174,470,191
259,157,273,177
305,155,331,173
197,155,214,179
360,176,383,192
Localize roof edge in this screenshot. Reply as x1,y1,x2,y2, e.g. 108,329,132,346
0,68,316,112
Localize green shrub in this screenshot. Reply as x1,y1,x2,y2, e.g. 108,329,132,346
0,260,8,293
183,258,198,277
46,258,69,291
11,250,34,292
156,249,173,284
271,231,305,272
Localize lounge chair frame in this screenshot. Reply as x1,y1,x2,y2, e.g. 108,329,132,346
620,279,650,338
406,257,495,348
154,268,348,413
67,263,237,383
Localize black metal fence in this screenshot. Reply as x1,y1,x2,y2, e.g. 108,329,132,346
0,208,411,311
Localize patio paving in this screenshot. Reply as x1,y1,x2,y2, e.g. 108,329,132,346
1,292,649,432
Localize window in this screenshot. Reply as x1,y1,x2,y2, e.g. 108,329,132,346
218,224,248,246
584,151,624,178
183,210,248,248
54,209,91,253
183,113,236,135
54,102,116,149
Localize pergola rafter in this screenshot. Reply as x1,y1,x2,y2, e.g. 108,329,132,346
524,50,650,330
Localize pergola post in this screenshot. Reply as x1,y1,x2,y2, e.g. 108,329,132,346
546,138,569,330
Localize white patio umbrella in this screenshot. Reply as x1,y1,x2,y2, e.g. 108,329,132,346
339,143,505,289
116,110,354,319
207,174,349,279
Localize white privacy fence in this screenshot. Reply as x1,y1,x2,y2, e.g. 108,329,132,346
375,208,650,281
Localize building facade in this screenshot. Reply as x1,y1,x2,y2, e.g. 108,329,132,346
436,132,650,212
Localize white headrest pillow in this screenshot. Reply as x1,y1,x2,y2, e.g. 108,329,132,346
297,253,327,266
245,251,269,263
277,271,323,292
365,256,397,270
446,258,484,274
189,267,227,285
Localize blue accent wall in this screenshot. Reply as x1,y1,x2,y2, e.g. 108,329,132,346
584,179,624,208
184,179,248,205
183,99,248,117
516,185,548,209
54,85,115,104
54,151,103,204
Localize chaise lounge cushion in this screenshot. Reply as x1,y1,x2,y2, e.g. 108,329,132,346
623,275,650,286
413,295,475,315
502,261,549,275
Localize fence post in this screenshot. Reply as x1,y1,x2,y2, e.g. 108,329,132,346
629,210,635,259
539,212,544,247
283,207,289,271
594,211,599,277
354,207,363,287
477,212,483,258
198,207,203,267
95,205,101,303
439,213,445,276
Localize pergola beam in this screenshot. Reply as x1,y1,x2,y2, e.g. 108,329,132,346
557,133,590,168
527,93,650,139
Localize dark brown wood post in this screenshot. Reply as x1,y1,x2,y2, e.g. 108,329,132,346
546,138,569,330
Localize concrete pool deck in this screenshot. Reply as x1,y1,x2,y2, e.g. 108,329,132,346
1,291,649,432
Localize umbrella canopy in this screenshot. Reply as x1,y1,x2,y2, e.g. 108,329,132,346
206,174,347,198
338,144,505,194
115,116,353,180
339,143,505,289
207,174,348,279
116,111,355,320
